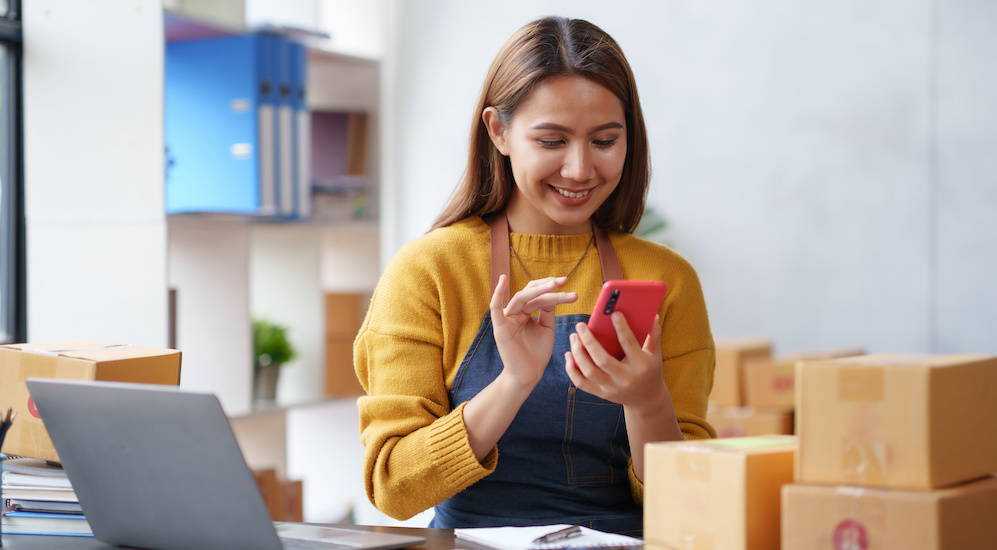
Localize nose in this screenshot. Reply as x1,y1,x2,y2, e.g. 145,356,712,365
560,143,595,182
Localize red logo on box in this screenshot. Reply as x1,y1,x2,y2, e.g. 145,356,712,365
771,375,794,393
832,519,868,550
27,396,41,419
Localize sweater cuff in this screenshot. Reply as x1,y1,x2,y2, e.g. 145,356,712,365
427,401,498,489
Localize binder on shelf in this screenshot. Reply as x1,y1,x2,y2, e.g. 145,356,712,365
291,40,312,219
167,35,266,215
165,33,307,218
256,32,280,216
276,36,297,218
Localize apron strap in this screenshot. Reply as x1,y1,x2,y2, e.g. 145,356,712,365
488,212,622,293
593,224,623,282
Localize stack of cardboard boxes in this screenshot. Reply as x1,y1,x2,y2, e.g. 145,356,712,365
708,337,863,439
784,354,997,548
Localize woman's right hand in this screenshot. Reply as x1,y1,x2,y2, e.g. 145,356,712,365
489,274,578,391
464,274,579,461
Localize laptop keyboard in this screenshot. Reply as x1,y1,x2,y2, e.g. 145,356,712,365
281,537,355,550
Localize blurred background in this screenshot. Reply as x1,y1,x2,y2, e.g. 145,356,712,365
384,0,997,357
3,0,995,530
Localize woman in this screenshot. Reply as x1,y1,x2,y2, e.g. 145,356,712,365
354,16,715,535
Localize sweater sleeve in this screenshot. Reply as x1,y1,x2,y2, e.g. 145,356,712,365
354,235,497,521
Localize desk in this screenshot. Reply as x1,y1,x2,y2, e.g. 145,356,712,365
0,524,468,550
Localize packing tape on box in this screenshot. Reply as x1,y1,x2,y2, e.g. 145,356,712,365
808,486,886,550
838,366,884,402
834,486,886,526
674,531,715,550
842,439,888,486
675,446,711,482
18,343,129,357
839,397,890,486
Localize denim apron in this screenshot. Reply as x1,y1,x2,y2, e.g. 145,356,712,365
429,214,642,536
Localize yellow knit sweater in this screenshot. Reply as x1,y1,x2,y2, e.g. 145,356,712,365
354,216,715,521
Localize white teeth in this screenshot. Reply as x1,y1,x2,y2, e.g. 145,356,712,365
555,187,590,199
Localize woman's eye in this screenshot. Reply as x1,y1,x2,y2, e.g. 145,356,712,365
537,139,563,148
594,138,617,148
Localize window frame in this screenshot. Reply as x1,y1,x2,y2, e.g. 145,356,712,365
0,0,24,344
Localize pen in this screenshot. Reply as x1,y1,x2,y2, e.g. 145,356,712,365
533,525,582,544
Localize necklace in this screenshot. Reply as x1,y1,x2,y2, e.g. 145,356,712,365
509,233,595,281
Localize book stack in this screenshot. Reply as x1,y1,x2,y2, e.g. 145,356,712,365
1,455,92,537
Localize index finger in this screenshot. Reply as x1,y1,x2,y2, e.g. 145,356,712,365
611,311,643,358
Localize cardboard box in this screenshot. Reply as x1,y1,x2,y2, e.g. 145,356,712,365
711,337,772,407
325,293,365,337
645,435,796,550
795,353,997,490
325,339,364,396
252,468,283,521
744,347,865,409
0,340,181,462
708,405,794,438
782,476,997,550
282,479,304,523
325,293,366,397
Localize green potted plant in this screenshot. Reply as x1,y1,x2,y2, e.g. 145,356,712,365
252,318,297,402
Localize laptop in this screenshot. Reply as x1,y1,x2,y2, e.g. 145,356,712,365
25,378,425,550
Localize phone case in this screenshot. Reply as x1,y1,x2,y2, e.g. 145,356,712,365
586,280,667,359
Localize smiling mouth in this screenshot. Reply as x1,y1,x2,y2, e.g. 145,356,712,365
553,186,591,199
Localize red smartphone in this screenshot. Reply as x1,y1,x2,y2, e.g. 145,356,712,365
586,280,667,359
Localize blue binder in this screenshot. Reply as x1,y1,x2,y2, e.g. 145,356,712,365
290,40,311,219
275,37,296,218
256,33,280,216
165,33,292,217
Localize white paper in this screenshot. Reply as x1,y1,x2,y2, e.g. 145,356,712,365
454,525,643,550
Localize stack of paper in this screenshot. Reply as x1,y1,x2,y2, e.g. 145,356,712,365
454,525,643,550
1,455,92,537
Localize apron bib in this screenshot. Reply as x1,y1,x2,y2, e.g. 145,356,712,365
429,214,642,536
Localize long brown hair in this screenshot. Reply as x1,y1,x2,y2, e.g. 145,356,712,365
431,16,651,233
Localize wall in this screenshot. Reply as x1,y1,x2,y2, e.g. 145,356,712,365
168,218,253,414
382,0,997,356
250,223,324,406
23,0,169,346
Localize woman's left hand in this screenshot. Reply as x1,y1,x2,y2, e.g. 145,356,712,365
566,313,685,481
564,313,668,408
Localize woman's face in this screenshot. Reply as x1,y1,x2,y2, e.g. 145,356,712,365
485,75,627,235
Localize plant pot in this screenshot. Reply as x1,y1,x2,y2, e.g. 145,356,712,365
254,363,281,401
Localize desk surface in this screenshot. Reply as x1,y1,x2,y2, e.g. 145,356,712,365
0,524,468,550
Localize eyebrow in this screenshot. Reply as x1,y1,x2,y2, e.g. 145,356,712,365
529,121,625,133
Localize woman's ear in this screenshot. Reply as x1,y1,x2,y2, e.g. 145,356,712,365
482,107,510,156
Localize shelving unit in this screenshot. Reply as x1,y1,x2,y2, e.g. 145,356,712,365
164,1,381,412
163,0,386,526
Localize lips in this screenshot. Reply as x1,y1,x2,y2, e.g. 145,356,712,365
552,186,591,199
